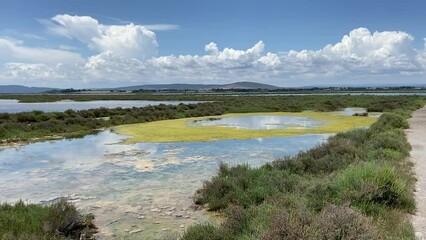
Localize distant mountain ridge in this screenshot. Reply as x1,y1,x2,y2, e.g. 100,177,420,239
113,81,280,90
0,85,57,94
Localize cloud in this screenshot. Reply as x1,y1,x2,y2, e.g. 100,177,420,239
285,28,420,75
2,63,64,80
0,38,83,65
1,24,426,87
44,14,158,59
83,51,146,82
143,24,180,31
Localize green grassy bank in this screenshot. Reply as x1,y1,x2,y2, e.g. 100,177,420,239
0,199,96,240
181,108,423,239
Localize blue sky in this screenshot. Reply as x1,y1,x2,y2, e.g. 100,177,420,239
1,0,426,87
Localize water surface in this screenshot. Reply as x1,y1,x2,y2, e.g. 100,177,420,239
0,131,328,239
0,99,201,113
189,115,323,130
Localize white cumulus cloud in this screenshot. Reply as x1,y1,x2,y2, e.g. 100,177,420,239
1,23,426,87
44,14,158,59
285,28,420,75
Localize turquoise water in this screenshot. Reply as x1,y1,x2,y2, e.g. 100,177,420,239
0,130,328,239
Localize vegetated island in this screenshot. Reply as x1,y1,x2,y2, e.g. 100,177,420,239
115,112,376,143
0,94,425,239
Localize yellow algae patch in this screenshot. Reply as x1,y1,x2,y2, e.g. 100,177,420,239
114,112,377,143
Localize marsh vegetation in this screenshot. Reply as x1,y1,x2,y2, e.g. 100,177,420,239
0,94,425,239
0,199,96,240
0,95,423,143
182,112,419,240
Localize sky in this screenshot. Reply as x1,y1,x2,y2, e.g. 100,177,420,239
1,0,426,88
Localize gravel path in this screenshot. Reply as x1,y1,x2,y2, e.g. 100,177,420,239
407,106,426,240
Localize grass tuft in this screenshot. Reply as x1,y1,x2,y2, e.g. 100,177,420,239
0,199,96,239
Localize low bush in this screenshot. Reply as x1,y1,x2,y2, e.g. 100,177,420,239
370,113,409,132
180,223,225,240
263,205,379,240
367,129,411,157
273,133,364,174
0,199,96,239
195,163,301,210
310,205,380,240
331,162,415,215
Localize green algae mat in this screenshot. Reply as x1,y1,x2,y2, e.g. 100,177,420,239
114,112,377,143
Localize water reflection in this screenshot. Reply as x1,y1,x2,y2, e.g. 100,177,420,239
0,99,201,113
0,131,328,239
334,107,366,116
189,115,323,130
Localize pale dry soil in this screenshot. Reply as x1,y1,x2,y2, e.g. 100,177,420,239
407,106,426,240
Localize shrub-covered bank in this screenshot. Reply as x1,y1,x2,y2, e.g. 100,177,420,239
182,111,421,239
1,95,425,143
0,199,96,239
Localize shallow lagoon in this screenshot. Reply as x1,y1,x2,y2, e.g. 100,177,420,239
0,130,328,239
0,99,201,113
0,109,374,238
188,115,323,130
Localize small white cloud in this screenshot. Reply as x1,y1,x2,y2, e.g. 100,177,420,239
205,42,219,55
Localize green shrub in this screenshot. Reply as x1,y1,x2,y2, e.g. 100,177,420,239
332,162,415,215
370,113,409,132
222,205,248,235
305,179,334,212
0,199,96,239
367,129,411,157
273,136,363,174
310,205,381,240
263,207,313,240
263,205,380,240
190,108,422,239
181,223,225,240
195,163,301,210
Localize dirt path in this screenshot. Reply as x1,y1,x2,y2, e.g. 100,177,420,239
407,106,426,239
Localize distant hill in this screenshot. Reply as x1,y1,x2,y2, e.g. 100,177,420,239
221,81,279,90
116,83,221,91
114,81,279,91
0,85,57,94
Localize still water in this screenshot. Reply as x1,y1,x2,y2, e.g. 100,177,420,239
0,99,201,113
0,130,328,239
188,115,323,130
